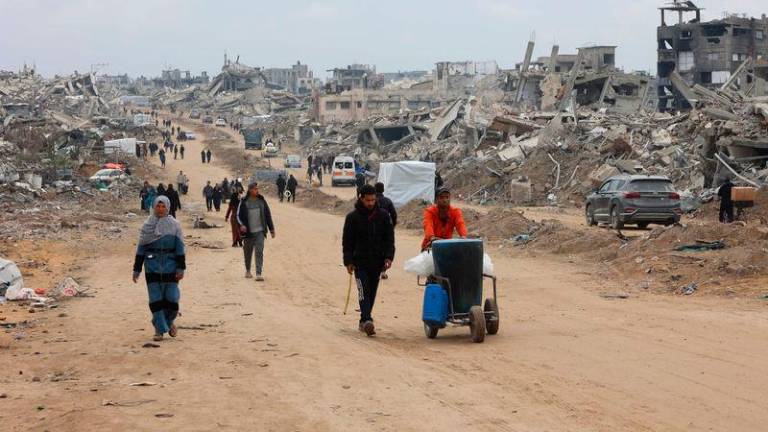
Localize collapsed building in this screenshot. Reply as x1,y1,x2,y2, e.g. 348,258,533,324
657,1,768,111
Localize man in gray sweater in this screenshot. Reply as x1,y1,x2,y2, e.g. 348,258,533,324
236,182,276,281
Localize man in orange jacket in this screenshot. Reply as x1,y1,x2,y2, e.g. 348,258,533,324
422,187,467,250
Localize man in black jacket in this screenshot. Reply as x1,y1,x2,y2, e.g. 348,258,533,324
237,182,276,281
342,184,395,336
276,174,287,202
286,174,298,203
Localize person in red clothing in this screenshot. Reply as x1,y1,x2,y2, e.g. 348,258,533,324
422,187,467,250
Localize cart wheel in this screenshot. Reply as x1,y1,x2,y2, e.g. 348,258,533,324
469,306,486,343
484,298,499,335
424,323,439,339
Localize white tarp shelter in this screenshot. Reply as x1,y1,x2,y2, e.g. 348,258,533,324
104,138,142,155
378,161,435,208
0,257,24,300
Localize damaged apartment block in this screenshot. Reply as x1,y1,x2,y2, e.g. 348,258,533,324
657,0,768,111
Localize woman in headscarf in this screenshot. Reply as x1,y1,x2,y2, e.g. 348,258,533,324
157,183,167,197
225,190,243,247
143,185,157,212
132,196,186,341
212,183,224,212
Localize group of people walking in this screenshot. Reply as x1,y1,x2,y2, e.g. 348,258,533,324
201,149,212,164
139,181,182,218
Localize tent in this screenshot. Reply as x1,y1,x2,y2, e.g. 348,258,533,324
377,161,435,208
0,257,24,300
104,138,142,155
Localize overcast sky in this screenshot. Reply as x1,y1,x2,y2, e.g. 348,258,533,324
1,0,765,79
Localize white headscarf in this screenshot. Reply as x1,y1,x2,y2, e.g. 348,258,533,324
138,196,183,246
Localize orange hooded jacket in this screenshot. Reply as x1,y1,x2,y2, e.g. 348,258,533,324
422,205,467,250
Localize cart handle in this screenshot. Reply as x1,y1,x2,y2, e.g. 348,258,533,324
482,274,498,304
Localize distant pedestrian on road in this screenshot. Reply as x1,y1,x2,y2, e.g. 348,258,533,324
176,171,188,194
206,149,212,163
316,166,323,187
140,181,151,212
159,149,166,168
173,145,178,160
157,183,167,197
225,190,243,247
286,174,298,203
718,177,735,223
132,195,186,342
165,184,181,218
212,184,224,212
342,184,395,336
237,182,275,281
203,181,214,211
375,182,397,280
276,173,286,202
201,150,206,164
180,144,185,159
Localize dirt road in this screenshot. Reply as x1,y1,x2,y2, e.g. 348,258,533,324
3,118,768,431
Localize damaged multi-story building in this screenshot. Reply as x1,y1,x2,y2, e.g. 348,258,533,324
505,43,655,114
262,61,318,95
325,64,384,93
657,0,768,111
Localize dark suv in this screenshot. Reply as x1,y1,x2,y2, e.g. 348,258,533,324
585,174,681,229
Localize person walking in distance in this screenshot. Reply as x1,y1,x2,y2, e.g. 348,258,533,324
132,196,186,342
201,150,206,164
176,171,188,193
140,181,151,212
718,177,735,223
206,149,212,163
212,183,224,212
203,181,214,211
375,182,398,280
225,190,243,247
179,144,185,159
343,184,395,336
165,184,182,218
173,145,178,160
276,173,287,202
237,182,276,281
158,148,166,168
286,174,298,203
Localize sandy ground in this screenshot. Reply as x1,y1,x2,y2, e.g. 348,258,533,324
2,117,768,431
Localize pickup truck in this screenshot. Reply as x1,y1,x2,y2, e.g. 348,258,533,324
263,142,278,158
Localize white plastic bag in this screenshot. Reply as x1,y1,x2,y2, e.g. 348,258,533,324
483,253,494,276
403,251,434,277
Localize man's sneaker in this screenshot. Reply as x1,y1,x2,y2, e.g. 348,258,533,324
360,320,375,336
245,272,253,279
255,274,264,282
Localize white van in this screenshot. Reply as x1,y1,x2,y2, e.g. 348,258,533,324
331,156,356,187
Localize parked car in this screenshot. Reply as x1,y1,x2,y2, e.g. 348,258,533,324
284,154,301,168
183,132,196,140
585,174,681,229
189,110,201,119
202,116,214,124
215,118,227,127
89,168,126,185
262,142,278,158
331,156,356,187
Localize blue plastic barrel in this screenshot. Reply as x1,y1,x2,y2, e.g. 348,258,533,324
432,239,483,314
422,283,448,326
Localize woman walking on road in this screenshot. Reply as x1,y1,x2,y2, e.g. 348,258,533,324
132,196,186,342
225,190,243,247
212,183,224,212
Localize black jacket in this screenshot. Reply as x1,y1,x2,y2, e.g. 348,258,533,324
166,189,181,212
276,176,286,190
343,201,395,268
236,195,275,238
287,176,298,190
376,193,397,227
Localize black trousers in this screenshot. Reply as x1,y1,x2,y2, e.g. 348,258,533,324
288,188,296,202
719,201,734,223
206,197,213,211
278,187,285,202
354,264,383,323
